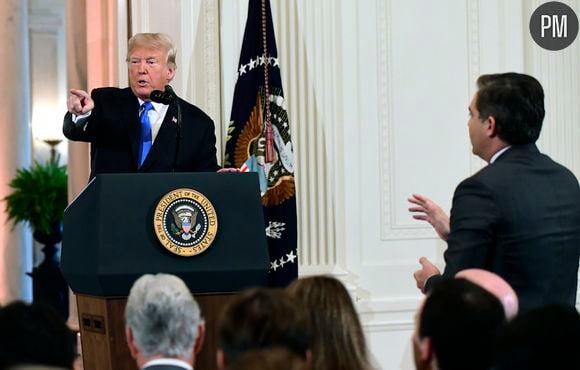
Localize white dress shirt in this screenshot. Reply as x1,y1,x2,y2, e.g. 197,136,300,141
142,358,193,370
490,146,511,163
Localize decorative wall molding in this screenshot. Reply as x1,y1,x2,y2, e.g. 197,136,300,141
523,1,580,178
467,0,487,174
376,0,460,241
376,0,424,241
362,321,414,333
376,0,492,241
359,297,419,332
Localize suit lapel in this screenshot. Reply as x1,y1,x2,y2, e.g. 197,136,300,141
139,102,179,171
123,89,142,169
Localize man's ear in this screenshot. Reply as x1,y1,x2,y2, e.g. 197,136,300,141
194,323,206,355
485,115,497,138
166,64,176,82
216,348,227,370
125,326,139,359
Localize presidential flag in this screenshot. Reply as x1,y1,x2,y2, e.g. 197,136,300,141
224,0,297,287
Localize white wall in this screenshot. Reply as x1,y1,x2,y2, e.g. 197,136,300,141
125,1,580,369
29,0,68,164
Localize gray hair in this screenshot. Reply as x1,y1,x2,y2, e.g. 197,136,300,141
126,33,177,68
125,273,201,358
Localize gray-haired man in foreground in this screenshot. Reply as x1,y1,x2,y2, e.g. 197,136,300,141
125,273,205,370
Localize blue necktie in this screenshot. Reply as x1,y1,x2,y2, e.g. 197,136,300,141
138,101,154,167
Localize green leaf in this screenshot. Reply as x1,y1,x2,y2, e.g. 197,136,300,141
3,157,68,235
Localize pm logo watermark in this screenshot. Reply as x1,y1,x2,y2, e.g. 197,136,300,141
530,1,578,50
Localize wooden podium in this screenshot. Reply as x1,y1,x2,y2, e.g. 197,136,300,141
76,294,234,370
62,173,268,370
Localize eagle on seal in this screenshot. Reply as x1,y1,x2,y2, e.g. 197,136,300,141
171,206,199,240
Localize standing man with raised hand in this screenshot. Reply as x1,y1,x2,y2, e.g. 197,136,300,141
63,33,220,180
409,73,580,313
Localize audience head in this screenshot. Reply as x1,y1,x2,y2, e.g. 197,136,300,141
475,72,544,145
469,73,544,161
413,278,506,370
456,268,519,319
217,288,309,369
0,301,75,370
226,348,306,370
287,276,372,370
494,304,580,370
124,273,204,368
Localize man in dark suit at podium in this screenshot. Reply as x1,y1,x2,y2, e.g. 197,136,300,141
63,33,220,180
409,73,580,313
125,273,205,370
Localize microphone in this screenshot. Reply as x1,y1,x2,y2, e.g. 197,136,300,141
150,85,176,104
149,85,182,172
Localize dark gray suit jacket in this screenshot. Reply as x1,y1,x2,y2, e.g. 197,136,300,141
426,144,580,313
63,87,220,180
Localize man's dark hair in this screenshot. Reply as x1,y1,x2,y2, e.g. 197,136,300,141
494,305,580,370
0,301,76,370
218,288,309,364
476,72,545,145
419,278,506,370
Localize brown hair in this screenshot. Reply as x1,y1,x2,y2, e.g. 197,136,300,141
126,32,177,68
218,288,309,364
227,348,306,370
287,276,373,370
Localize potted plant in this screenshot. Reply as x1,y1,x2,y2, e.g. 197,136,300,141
4,157,69,318
5,157,68,238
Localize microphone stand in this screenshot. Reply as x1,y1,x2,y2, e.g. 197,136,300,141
172,95,182,172
150,85,181,172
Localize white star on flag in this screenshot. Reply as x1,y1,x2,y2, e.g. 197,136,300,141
249,58,257,69
270,260,280,271
286,250,297,264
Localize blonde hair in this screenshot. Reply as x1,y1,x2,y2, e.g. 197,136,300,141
287,276,373,370
126,33,177,68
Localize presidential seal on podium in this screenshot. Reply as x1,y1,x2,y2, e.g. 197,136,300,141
154,188,218,256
